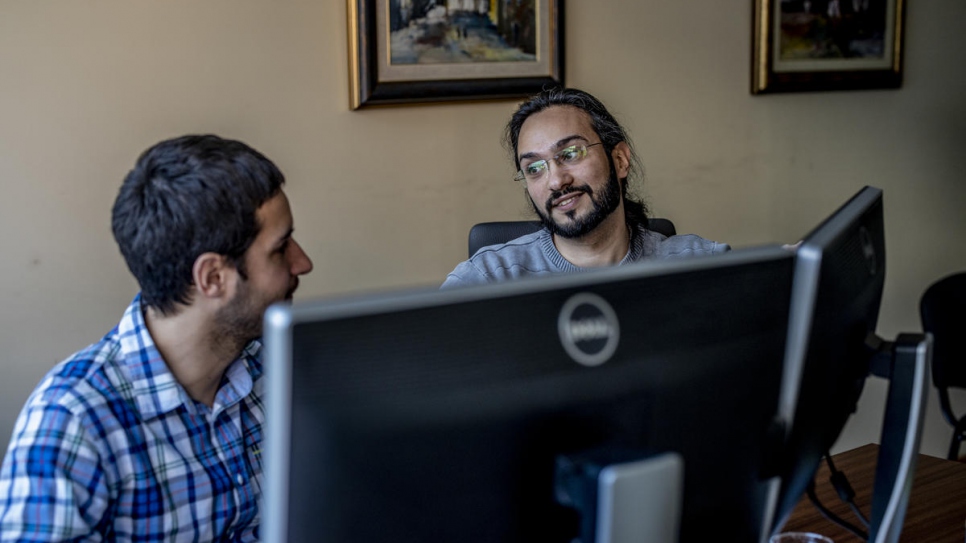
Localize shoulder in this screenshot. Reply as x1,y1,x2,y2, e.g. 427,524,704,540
0,335,127,541
640,230,731,259
442,229,552,288
38,331,121,400
2,331,125,460
18,329,129,441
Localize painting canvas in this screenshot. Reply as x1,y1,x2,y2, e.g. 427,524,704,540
752,0,904,94
348,0,563,109
389,1,537,65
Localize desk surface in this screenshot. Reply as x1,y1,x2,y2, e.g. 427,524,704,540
781,444,966,542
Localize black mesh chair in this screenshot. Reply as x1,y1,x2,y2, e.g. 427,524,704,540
467,218,676,257
920,271,966,460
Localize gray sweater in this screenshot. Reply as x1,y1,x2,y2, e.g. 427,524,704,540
441,224,730,289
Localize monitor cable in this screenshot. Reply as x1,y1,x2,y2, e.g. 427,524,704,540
804,453,870,541
824,454,870,530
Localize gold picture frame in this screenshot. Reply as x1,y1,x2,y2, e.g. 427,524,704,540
752,0,905,94
348,0,564,109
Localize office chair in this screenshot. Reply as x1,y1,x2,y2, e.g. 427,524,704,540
468,218,676,257
919,271,966,460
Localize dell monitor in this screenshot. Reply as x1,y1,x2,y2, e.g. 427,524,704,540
772,186,930,542
263,245,796,543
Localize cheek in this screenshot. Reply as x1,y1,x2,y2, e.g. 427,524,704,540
253,261,290,289
526,185,544,203
585,160,610,182
273,262,293,283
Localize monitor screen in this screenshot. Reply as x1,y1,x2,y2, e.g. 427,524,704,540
263,246,795,543
772,186,887,530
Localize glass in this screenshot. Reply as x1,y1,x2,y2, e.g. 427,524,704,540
769,532,834,543
514,142,603,182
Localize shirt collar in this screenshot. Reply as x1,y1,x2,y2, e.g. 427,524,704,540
211,341,262,416
540,223,646,271
117,293,263,420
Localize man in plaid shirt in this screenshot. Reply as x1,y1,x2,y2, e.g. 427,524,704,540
0,135,314,541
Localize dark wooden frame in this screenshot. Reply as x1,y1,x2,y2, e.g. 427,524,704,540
751,0,905,94
348,0,564,109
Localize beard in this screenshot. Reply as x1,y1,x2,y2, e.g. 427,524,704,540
529,167,623,239
213,277,298,348
214,281,264,348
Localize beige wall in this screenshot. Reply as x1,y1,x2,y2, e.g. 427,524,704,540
1,1,964,460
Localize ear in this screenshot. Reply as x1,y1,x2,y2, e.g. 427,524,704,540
611,142,632,180
191,252,235,301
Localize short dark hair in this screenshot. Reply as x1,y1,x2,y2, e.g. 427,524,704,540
504,87,649,227
111,134,284,315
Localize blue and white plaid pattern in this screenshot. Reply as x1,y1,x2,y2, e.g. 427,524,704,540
0,295,265,542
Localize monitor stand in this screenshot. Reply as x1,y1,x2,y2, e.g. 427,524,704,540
555,450,684,543
866,332,932,543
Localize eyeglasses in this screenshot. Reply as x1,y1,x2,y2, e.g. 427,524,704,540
514,142,604,183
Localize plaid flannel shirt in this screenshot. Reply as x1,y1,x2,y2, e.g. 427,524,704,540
0,294,264,542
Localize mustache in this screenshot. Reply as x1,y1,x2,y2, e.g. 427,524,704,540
545,185,594,214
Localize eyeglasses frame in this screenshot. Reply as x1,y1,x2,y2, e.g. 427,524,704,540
514,142,605,183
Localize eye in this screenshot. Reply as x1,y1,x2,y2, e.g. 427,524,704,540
557,145,582,164
525,160,548,177
275,239,291,256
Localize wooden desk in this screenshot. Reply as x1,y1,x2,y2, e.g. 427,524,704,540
781,444,966,542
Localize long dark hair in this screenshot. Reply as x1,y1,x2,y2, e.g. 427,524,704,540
504,87,649,227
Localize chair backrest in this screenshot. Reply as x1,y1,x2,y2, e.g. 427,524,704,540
920,271,966,390
467,218,676,257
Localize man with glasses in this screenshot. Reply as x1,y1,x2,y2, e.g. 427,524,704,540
441,87,729,288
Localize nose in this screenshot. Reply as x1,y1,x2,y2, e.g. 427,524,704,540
288,239,314,276
546,162,573,192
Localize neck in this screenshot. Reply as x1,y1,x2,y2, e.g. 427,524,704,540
553,211,630,268
144,305,247,408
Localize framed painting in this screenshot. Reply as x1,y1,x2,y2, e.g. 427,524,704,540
752,0,905,94
348,0,564,109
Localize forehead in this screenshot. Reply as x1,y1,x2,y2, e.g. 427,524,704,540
517,106,596,156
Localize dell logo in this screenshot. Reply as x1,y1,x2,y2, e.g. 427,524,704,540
558,293,620,367
568,317,613,342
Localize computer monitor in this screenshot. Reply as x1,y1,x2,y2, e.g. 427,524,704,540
262,245,796,543
772,186,930,542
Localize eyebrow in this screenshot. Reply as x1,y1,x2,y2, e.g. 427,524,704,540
518,134,590,162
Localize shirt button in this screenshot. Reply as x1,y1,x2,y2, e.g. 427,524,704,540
236,473,244,485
